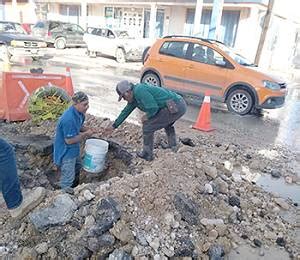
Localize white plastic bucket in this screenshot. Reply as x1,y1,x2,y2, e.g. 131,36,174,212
83,139,109,173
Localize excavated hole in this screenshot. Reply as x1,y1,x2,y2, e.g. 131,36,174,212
79,140,134,185
10,135,135,190
45,140,135,189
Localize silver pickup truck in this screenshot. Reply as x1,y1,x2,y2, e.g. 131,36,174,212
0,21,47,62
83,27,153,63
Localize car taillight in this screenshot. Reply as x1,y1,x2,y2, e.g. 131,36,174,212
143,53,150,65
48,31,51,37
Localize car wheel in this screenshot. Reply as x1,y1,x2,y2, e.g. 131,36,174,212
116,48,126,63
141,72,161,87
226,88,253,115
54,37,66,49
87,49,96,58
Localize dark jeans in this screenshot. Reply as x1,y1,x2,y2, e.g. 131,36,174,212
0,138,23,209
143,98,187,134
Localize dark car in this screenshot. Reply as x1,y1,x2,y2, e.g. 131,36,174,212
31,21,86,49
0,21,47,61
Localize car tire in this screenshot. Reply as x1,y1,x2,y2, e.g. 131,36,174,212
141,72,161,87
54,37,66,49
226,88,254,115
87,49,96,58
116,48,126,63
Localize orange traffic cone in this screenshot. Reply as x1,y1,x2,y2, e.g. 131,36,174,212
192,92,215,132
65,67,74,96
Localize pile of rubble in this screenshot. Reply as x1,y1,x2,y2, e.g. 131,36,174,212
0,115,299,259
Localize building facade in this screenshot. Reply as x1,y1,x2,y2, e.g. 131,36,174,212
2,0,300,71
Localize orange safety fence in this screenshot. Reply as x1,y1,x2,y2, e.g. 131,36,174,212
0,68,74,122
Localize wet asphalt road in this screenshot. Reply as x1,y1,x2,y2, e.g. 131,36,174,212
6,48,300,158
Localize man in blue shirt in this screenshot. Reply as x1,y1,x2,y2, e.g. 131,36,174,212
54,91,94,191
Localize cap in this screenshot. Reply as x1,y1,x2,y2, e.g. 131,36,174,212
72,91,88,104
116,80,132,101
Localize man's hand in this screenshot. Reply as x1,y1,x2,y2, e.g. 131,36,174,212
82,129,94,138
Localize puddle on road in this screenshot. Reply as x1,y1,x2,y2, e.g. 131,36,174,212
256,174,300,204
225,161,300,204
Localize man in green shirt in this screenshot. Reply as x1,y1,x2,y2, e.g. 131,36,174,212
106,80,186,161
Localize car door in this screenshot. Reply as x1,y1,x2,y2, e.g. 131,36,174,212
184,43,231,98
72,24,85,45
155,41,190,92
104,29,118,56
63,23,78,46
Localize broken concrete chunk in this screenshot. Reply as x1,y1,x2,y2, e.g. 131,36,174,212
108,249,132,260
174,193,199,225
29,194,77,231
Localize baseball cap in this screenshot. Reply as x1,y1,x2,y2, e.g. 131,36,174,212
116,80,133,101
72,91,88,103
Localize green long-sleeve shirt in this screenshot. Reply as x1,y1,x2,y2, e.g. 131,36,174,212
113,83,181,128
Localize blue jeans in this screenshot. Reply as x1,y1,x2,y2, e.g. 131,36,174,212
60,156,81,189
0,138,23,209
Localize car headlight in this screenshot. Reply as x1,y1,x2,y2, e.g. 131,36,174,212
10,40,23,47
263,80,281,90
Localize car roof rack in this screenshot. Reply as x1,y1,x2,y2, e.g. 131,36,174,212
163,35,212,43
163,35,227,46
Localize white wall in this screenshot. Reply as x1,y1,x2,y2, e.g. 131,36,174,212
87,4,105,27
4,3,37,23
234,7,263,63
167,6,186,35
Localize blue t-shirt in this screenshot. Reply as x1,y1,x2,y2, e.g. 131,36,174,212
53,106,85,166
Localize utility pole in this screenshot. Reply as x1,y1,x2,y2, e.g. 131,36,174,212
193,0,203,36
208,0,224,40
254,0,275,65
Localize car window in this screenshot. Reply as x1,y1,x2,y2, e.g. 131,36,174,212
191,43,225,65
74,25,84,33
216,43,255,66
159,41,189,59
49,22,61,31
107,30,115,38
34,22,45,29
0,22,26,34
115,31,129,39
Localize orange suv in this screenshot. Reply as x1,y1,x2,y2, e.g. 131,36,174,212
141,36,287,115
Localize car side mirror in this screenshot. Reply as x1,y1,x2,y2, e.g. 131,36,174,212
215,60,226,67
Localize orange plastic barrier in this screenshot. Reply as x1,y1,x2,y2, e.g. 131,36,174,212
192,92,215,132
0,68,74,121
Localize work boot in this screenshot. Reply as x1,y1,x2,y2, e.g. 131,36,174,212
137,133,154,161
162,126,178,152
9,187,46,219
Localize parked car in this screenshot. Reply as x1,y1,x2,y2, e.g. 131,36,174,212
83,27,153,63
141,36,287,115
31,21,86,49
0,21,47,62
